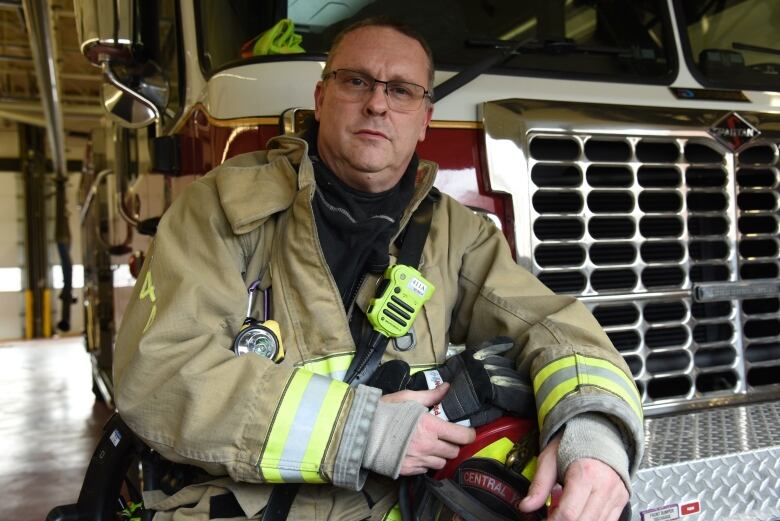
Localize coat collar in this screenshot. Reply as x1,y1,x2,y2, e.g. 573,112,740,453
214,136,438,235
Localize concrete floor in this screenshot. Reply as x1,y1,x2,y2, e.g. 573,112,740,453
0,337,112,520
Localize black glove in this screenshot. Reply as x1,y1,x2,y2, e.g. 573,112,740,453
426,337,535,426
367,359,411,394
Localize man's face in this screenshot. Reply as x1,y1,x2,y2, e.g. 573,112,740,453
314,26,433,193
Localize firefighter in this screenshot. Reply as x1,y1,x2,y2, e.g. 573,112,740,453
113,17,643,521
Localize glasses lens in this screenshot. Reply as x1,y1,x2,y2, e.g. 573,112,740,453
386,81,425,111
332,70,371,94
330,70,426,111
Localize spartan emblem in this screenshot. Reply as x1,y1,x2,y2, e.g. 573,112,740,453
708,112,761,150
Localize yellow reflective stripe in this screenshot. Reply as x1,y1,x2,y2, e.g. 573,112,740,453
581,374,644,422
533,355,575,393
535,354,643,427
259,370,312,482
473,437,514,463
302,352,354,379
538,376,578,426
259,370,350,483
299,379,349,483
577,354,642,411
299,468,324,483
383,504,402,521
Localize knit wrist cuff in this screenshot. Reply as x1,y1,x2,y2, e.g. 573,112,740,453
556,412,632,493
362,399,427,479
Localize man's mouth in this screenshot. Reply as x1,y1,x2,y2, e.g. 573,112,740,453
355,129,389,140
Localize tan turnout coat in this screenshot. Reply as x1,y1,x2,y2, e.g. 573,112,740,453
114,136,643,520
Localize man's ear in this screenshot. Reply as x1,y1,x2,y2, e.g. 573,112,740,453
417,103,434,142
314,81,324,121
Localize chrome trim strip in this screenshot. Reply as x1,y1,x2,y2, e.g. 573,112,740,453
695,279,780,302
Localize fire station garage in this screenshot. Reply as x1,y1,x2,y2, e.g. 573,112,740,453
1,1,779,520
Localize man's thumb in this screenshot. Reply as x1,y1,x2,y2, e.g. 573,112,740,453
416,382,450,407
518,448,557,512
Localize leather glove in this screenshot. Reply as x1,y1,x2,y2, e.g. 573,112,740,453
414,337,535,426
367,359,411,394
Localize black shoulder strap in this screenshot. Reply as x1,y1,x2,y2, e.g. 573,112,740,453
397,188,438,267
343,191,437,386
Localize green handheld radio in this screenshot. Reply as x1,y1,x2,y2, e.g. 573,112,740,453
367,264,435,338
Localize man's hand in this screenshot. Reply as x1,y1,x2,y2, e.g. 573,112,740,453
382,383,476,475
518,432,629,521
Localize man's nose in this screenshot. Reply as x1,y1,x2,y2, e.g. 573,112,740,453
364,82,389,115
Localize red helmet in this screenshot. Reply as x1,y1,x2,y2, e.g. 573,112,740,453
402,417,547,521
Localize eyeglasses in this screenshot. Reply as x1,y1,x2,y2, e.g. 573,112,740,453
323,69,432,112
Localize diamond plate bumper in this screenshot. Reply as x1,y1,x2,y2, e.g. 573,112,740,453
631,401,780,520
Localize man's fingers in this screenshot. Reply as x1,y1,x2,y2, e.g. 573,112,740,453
604,478,630,521
399,414,475,476
400,454,447,476
407,422,461,460
383,383,450,407
429,416,476,445
400,464,426,476
607,503,630,521
429,438,461,460
552,458,594,520
517,434,561,512
553,458,628,521
417,382,450,406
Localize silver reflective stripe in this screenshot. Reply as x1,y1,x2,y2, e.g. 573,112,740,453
536,365,577,407
276,373,332,481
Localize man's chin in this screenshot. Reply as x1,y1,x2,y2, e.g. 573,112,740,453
342,160,404,191
346,153,392,176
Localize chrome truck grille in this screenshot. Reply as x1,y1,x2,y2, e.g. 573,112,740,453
482,100,780,415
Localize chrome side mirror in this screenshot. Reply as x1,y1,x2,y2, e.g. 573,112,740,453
74,0,168,132
101,59,168,131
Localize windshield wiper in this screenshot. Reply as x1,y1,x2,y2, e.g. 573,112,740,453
434,38,648,102
470,38,633,57
433,38,532,102
733,41,780,57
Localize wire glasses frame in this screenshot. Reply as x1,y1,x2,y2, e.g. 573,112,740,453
323,69,433,112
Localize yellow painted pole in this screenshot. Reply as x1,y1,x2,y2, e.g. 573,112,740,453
43,289,51,337
24,290,33,339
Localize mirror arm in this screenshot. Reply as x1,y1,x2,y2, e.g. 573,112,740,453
117,191,140,228
99,54,163,135
79,168,112,225
78,167,134,253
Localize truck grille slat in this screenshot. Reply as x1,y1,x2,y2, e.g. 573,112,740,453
745,342,780,363
533,218,583,240
748,366,780,387
587,165,632,187
696,371,738,392
589,217,635,238
638,166,680,187
647,375,690,399
694,347,736,368
585,139,631,161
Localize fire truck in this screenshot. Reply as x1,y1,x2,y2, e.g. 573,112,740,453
72,1,780,519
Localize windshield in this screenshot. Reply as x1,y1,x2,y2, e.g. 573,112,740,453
195,0,674,84
678,0,780,91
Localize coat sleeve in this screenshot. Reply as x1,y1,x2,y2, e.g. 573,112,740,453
444,197,644,475
113,176,372,487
